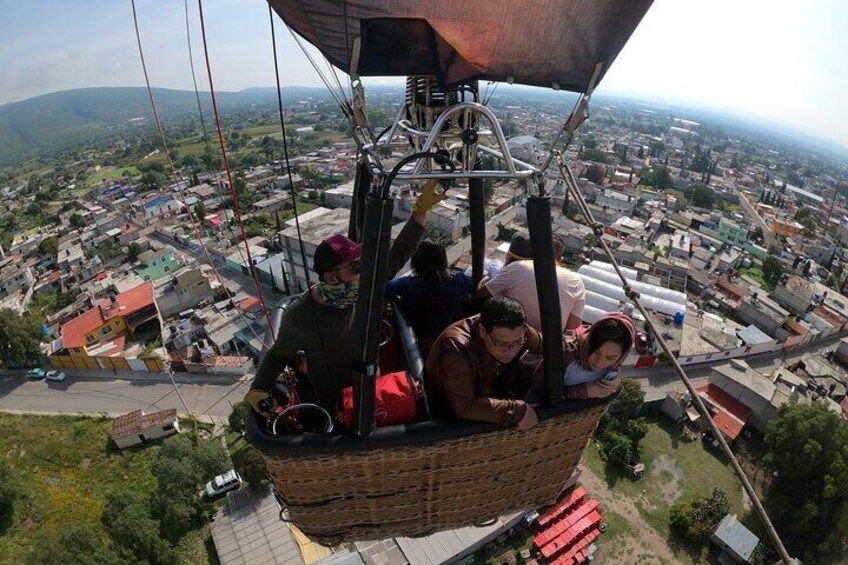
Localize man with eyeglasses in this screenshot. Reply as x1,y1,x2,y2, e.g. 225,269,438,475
247,180,446,417
426,296,542,429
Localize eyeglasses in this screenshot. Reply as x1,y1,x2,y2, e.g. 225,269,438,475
486,333,527,350
333,260,361,275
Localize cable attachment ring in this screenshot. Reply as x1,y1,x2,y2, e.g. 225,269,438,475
591,222,605,237
623,285,640,301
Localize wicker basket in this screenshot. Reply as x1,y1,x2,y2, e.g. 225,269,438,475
246,397,613,544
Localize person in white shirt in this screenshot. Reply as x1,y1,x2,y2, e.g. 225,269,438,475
475,232,585,333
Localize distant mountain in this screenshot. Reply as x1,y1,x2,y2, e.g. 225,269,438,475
0,86,330,168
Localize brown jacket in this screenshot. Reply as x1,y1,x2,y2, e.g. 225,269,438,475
426,315,543,426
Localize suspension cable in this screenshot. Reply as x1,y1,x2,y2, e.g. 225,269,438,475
130,0,198,430
552,151,794,564
196,0,276,340
131,0,265,359
268,5,311,290
179,0,266,345
183,0,256,296
284,24,352,119
183,0,243,251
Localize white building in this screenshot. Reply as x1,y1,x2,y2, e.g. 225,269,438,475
110,408,179,448
669,231,691,260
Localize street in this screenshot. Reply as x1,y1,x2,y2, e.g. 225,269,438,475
0,372,251,420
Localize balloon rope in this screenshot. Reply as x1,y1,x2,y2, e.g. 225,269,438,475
196,0,276,339
553,151,794,564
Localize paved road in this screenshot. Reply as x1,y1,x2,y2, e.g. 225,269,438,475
631,332,846,401
0,372,252,419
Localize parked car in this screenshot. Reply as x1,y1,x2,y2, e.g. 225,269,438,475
45,371,67,382
204,470,242,499
28,368,46,380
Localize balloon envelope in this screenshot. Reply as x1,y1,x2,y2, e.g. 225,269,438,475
269,0,654,92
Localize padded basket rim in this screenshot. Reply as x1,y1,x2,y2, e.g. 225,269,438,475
245,388,618,457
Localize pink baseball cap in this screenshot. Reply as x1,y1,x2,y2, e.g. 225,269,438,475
313,234,363,275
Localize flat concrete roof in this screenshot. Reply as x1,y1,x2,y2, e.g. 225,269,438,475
211,487,304,565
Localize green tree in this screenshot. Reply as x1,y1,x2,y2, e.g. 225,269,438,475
152,435,229,541
669,488,730,544
649,140,665,158
126,242,142,263
102,491,176,565
238,447,269,492
69,212,85,229
228,400,249,434
762,256,784,288
141,170,168,191
751,227,764,242
37,236,59,256
0,460,20,533
0,308,42,367
578,147,609,164
194,201,207,224
685,183,715,209
26,526,122,565
763,403,848,563
609,379,645,418
596,381,647,467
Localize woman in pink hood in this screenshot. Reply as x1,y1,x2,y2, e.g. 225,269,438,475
559,311,635,399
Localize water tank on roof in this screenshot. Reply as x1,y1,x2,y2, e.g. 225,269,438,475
674,311,685,326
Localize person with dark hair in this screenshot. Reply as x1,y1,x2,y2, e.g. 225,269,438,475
246,180,447,416
426,296,543,428
476,232,585,332
385,240,472,350
556,312,635,399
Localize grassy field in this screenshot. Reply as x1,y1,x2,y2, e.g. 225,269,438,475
739,263,768,289
581,416,753,564
84,165,139,187
0,414,217,564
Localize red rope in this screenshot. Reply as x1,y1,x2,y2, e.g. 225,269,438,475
130,0,265,346
196,0,276,340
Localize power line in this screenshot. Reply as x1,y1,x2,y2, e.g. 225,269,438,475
196,0,277,340
553,151,794,565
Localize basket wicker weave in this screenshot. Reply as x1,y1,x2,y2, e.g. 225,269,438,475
246,397,613,544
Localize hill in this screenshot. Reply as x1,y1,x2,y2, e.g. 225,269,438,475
0,86,330,168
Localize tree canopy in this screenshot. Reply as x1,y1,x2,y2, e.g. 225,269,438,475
762,257,784,289
594,380,647,467
639,165,673,189
0,460,20,534
763,402,848,563
37,236,58,256
68,212,85,229
26,526,122,565
0,308,42,367
669,488,729,545
152,435,229,541
102,490,176,565
684,183,715,209
126,242,142,263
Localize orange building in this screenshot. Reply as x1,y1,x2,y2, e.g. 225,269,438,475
49,282,164,372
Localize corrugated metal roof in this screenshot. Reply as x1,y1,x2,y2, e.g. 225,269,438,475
712,514,759,561
211,488,304,565
395,512,523,565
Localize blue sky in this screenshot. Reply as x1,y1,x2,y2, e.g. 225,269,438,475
1,1,846,151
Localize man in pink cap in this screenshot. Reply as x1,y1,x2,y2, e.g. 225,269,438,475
247,180,446,414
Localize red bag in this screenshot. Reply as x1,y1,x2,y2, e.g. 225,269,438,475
338,371,419,431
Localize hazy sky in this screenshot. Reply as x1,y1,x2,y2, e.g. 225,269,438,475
1,1,846,150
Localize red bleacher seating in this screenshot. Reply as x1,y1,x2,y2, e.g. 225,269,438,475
537,486,586,526
538,511,601,561
534,499,599,548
